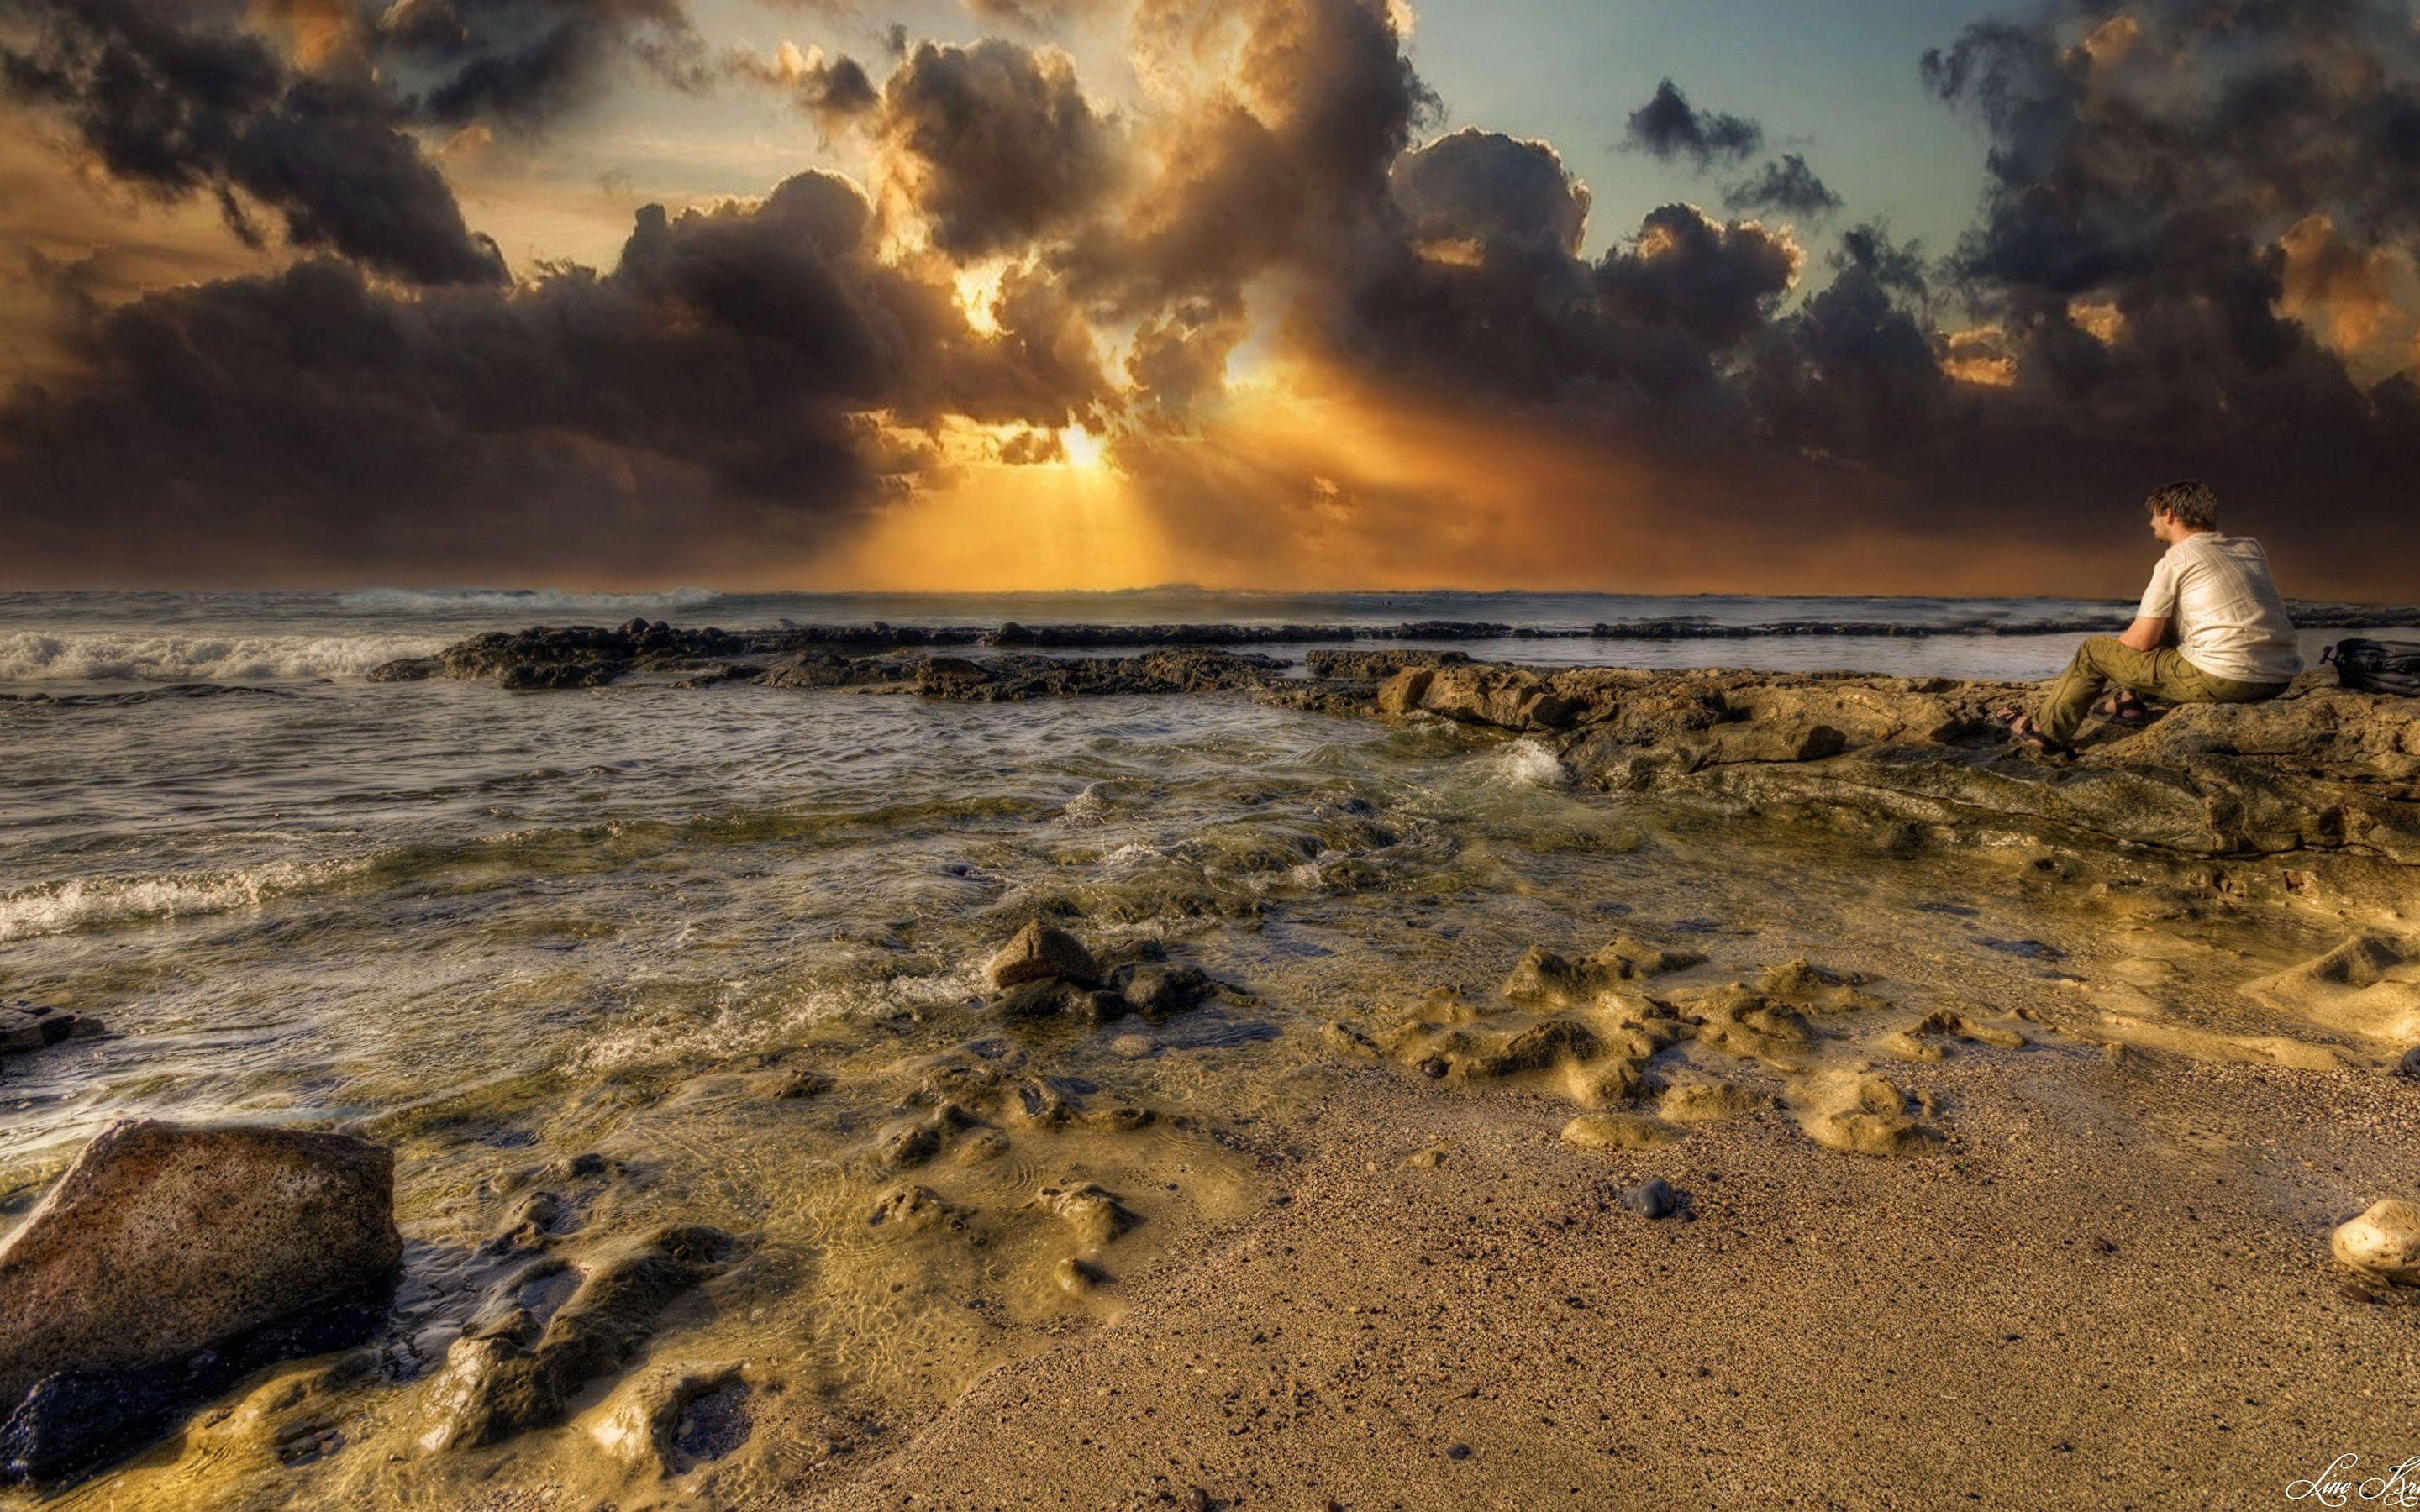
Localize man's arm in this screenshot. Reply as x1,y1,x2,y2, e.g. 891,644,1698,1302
2118,615,2169,653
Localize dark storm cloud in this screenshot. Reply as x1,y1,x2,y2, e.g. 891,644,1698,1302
1391,126,1590,257
377,0,712,129
0,171,1107,580
0,0,503,284
878,39,1119,257
1723,154,1841,218
1903,0,2420,549
1623,79,1761,168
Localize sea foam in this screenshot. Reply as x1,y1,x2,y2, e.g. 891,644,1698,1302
0,632,443,683
0,858,366,942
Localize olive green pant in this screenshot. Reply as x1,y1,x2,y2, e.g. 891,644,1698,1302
2035,636,2286,743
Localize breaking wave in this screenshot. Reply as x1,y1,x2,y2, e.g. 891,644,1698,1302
334,586,727,614
1493,738,1574,788
0,858,371,942
0,632,444,683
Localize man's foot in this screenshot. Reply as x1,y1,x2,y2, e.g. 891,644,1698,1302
2092,690,2151,727
1992,708,2073,755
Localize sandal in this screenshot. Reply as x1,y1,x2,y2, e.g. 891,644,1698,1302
1992,707,2074,756
2092,690,2151,726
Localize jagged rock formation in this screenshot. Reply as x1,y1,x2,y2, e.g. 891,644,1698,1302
379,623,2417,863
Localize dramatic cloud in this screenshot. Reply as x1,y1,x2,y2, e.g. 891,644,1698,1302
1391,126,1590,259
878,39,1119,257
377,0,712,129
1623,78,1761,168
726,40,878,133
1902,0,2420,561
1724,153,1841,218
0,171,1104,580
3,0,2418,592
0,0,503,283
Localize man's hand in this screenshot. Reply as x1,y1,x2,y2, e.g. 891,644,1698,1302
2118,615,2169,653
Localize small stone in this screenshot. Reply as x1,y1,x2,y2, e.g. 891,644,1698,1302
1618,1177,1677,1220
2336,1280,2381,1306
986,921,1099,990
1444,1441,1473,1461
2398,1046,2420,1079
2332,1199,2420,1284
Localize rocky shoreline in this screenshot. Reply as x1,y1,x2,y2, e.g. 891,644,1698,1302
366,606,2420,686
373,626,2420,869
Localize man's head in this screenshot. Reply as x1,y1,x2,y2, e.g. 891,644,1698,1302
2145,479,2217,543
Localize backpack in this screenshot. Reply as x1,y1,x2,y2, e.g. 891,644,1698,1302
2322,638,2420,697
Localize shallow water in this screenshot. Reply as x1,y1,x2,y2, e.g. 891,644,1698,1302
0,591,2399,1505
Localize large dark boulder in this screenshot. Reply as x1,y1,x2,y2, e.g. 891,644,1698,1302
0,1121,402,1410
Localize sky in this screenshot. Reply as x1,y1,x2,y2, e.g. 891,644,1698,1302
1,0,2416,596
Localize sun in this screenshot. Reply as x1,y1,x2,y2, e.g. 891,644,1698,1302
1058,423,1107,470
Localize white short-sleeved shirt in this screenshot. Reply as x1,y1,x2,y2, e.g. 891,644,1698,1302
2137,533,2302,685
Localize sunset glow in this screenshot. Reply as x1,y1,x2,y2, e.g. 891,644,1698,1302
0,0,2412,594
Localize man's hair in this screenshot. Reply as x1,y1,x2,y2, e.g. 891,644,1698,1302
2145,479,2217,529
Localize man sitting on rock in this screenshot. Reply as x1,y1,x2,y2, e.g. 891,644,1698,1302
1996,480,2301,753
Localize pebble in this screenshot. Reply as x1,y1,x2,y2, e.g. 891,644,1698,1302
2331,1199,2420,1284
1619,1177,1677,1220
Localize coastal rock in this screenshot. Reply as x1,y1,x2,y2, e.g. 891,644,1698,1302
1501,937,1702,1007
986,922,1100,990
420,1225,735,1451
0,1001,103,1060
1798,1074,1939,1157
1360,662,2420,864
0,1120,402,1409
1305,648,1473,680
2244,933,2420,1042
589,1363,752,1476
2331,1200,2420,1284
1658,1079,1764,1123
1031,1183,1134,1249
1111,961,1211,1017
912,649,1288,701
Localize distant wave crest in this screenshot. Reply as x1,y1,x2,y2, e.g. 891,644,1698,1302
0,858,368,942
0,631,444,682
334,586,726,612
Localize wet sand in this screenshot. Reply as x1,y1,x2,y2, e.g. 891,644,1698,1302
804,1054,2420,1509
